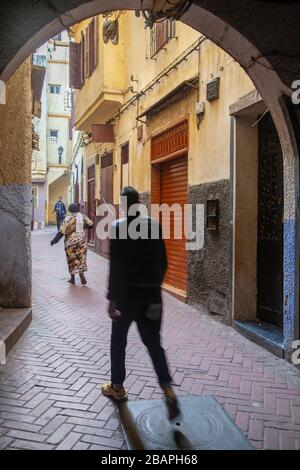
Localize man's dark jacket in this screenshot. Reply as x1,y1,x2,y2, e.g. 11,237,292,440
107,216,167,305
54,201,66,218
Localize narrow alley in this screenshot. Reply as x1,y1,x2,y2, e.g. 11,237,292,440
0,229,299,450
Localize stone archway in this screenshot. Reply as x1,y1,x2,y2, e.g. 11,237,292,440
0,0,299,353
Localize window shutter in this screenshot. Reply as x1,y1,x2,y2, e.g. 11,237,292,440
94,17,99,69
85,27,90,78
80,33,85,86
156,21,166,52
89,21,94,76
69,42,81,89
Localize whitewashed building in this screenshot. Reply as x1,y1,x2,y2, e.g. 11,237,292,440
31,30,72,228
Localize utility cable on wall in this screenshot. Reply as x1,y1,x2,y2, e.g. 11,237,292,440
107,35,206,124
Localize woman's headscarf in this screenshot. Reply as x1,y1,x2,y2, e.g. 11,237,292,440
76,212,84,233
68,203,84,233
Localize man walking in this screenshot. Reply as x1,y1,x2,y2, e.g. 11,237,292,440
53,196,66,231
101,186,179,419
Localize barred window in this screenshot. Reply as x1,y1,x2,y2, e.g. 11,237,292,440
49,130,58,143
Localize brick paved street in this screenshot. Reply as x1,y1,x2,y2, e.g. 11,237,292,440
0,228,300,450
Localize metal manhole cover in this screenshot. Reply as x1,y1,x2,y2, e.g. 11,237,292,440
137,403,221,448
118,395,254,450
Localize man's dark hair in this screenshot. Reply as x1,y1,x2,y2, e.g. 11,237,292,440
121,186,140,208
68,203,80,213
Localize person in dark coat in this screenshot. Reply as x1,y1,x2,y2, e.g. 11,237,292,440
101,186,180,420
53,196,66,230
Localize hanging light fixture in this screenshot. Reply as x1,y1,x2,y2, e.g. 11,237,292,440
102,10,126,45
142,0,192,29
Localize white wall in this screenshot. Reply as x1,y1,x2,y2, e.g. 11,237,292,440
32,30,72,224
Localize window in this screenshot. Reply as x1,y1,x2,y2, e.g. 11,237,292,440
150,19,176,58
85,18,98,79
54,33,62,41
49,84,61,94
49,130,58,143
33,54,46,67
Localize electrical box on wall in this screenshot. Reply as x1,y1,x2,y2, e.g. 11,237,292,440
206,199,219,231
195,101,205,116
206,77,220,102
137,125,143,141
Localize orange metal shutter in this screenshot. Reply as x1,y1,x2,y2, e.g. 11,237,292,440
160,155,188,293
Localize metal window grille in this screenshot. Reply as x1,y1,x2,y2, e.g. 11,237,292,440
49,130,58,143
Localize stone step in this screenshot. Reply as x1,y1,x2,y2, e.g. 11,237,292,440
0,308,32,359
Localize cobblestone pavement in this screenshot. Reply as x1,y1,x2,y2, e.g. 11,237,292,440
0,228,300,450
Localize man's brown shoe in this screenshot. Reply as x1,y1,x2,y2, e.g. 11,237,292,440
164,387,180,420
101,383,128,402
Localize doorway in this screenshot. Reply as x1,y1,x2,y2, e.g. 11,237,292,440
232,96,284,354
257,112,283,328
99,152,113,257
87,164,96,244
152,154,188,295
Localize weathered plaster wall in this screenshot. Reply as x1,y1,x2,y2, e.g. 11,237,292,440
0,58,32,307
0,59,32,186
187,180,230,318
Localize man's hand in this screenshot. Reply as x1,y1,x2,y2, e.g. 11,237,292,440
108,301,120,320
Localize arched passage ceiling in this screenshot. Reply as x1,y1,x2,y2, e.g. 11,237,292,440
0,0,299,92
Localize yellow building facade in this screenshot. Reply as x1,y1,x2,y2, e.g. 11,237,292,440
71,12,279,327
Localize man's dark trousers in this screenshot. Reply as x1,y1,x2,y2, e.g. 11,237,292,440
110,299,172,388
56,215,64,231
